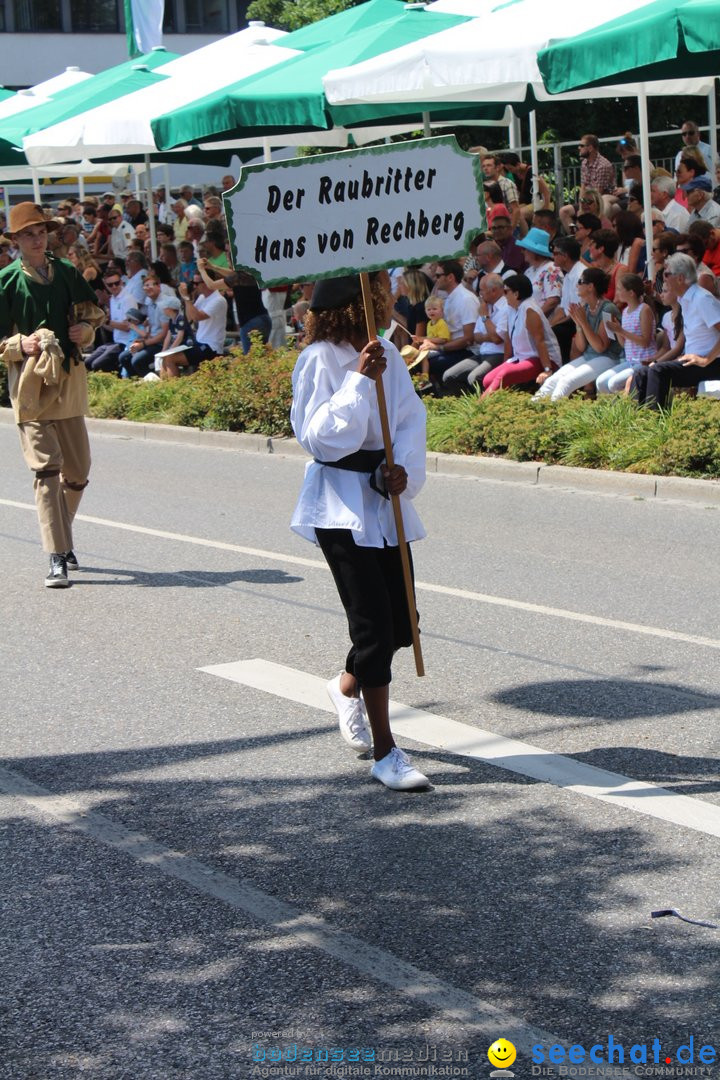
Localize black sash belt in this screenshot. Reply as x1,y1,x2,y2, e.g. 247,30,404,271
314,448,388,498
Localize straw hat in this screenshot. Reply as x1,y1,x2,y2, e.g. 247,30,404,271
4,201,60,238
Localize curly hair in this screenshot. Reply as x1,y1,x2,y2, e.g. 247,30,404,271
304,275,391,345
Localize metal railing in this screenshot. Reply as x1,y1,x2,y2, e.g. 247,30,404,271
506,125,717,206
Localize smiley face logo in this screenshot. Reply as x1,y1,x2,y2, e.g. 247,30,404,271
488,1039,517,1069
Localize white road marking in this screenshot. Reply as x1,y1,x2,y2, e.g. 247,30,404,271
3,496,720,649
0,764,564,1056
201,659,720,840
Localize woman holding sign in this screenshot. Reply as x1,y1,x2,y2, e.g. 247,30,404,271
290,272,430,792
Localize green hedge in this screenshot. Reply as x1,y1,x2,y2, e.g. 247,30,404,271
3,344,720,479
85,339,298,436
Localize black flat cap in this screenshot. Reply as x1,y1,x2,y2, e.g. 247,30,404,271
309,274,362,312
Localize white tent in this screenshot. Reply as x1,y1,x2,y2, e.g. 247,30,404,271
23,25,298,167
324,0,716,276
324,0,713,106
0,67,92,122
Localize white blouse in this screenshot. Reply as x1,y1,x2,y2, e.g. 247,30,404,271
290,338,427,547
507,298,562,367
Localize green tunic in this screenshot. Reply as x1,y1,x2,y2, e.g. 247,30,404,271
0,256,105,422
0,255,99,362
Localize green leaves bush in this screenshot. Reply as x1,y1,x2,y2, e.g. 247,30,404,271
86,336,298,437
4,347,720,479
425,389,720,478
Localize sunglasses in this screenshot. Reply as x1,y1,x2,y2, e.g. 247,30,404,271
105,279,121,287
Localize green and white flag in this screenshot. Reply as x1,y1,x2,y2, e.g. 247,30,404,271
124,0,164,58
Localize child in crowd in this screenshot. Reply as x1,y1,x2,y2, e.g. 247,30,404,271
117,308,147,379
157,295,191,379
596,273,656,394
177,240,197,286
424,295,451,345
654,286,685,362
400,295,451,389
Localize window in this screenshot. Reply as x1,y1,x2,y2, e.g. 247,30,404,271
163,0,177,32
13,0,62,31
185,0,229,33
71,0,120,32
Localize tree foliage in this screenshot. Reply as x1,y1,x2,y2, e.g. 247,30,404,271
246,0,358,32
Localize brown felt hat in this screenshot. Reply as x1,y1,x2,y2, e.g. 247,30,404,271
5,201,60,238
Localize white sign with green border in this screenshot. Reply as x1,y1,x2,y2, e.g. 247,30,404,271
222,136,486,288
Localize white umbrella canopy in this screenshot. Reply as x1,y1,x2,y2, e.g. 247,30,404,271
0,67,93,121
23,25,300,167
0,159,135,183
323,0,714,106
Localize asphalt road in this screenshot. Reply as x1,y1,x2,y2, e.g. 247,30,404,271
1,421,719,1080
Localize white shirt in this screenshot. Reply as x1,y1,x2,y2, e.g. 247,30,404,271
661,309,679,350
110,220,135,258
195,289,227,353
525,261,563,306
661,199,690,232
290,339,426,548
690,199,720,228
443,283,480,340
559,260,583,316
508,298,562,367
122,269,147,308
109,291,133,345
472,295,509,356
487,258,515,281
679,283,720,356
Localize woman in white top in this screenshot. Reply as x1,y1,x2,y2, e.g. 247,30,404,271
290,272,430,792
482,274,561,396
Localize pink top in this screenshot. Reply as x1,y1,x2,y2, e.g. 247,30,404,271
622,303,656,364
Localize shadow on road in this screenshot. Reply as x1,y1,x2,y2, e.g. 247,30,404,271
68,566,304,587
2,717,718,1077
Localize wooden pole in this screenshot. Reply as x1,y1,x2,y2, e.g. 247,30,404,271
359,272,425,677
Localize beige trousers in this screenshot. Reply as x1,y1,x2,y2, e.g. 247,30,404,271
17,416,91,554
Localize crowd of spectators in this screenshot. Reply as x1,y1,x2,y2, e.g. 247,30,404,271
388,121,720,407
2,121,720,408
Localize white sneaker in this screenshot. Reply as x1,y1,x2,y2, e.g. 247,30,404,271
327,674,372,752
371,747,430,791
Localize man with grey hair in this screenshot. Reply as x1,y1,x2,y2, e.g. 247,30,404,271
683,176,720,227
442,273,508,393
631,252,720,408
650,175,690,232
474,240,513,281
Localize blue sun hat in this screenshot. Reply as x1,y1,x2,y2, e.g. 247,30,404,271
516,227,553,258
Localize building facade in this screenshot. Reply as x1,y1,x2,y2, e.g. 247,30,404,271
0,0,254,85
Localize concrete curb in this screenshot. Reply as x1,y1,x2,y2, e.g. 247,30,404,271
3,407,720,505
